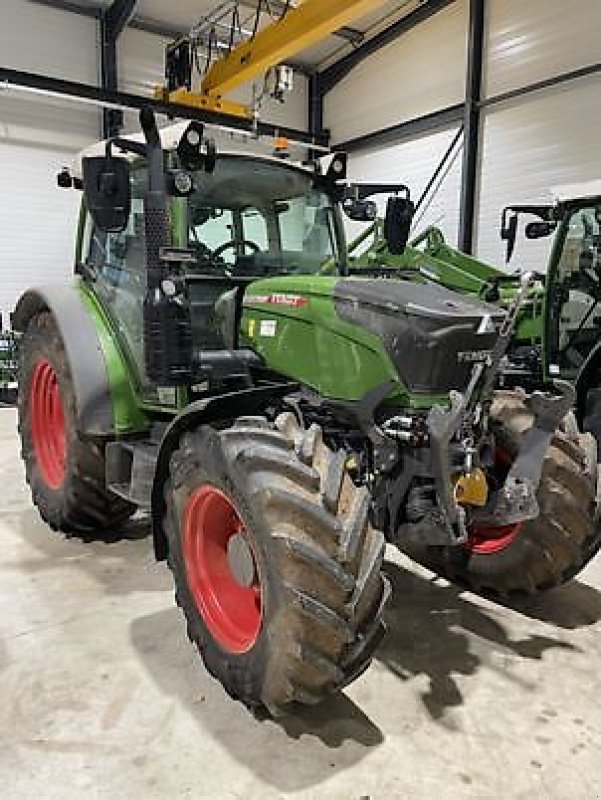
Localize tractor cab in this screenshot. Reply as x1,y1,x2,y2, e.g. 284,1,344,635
500,185,601,383
545,196,601,379
75,116,411,400
181,155,344,352
77,133,346,394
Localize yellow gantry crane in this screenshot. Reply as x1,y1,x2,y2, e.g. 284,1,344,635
157,0,392,120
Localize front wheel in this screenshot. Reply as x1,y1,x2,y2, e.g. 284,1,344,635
164,413,389,716
18,311,135,534
403,391,600,597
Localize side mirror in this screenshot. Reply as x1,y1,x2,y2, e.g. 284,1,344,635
384,196,414,255
342,198,377,222
82,156,131,232
525,221,555,240
501,210,518,263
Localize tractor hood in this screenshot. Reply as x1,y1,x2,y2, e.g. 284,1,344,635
242,275,505,402
333,278,505,394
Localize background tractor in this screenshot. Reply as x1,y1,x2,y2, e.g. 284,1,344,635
350,185,601,454
13,110,599,716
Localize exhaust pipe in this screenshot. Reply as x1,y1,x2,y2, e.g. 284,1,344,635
140,108,192,387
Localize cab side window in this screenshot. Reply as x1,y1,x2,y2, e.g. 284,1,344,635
83,166,148,379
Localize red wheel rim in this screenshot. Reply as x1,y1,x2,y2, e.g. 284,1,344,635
466,447,522,554
183,485,262,654
29,359,67,490
466,522,522,554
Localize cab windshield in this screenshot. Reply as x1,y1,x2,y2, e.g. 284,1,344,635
186,156,341,276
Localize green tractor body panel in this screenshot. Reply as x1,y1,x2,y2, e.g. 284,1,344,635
241,274,500,409
77,281,149,434
242,275,406,404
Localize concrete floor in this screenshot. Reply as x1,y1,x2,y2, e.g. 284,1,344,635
2,409,601,800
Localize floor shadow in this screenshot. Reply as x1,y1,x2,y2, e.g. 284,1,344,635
130,606,383,792
377,561,577,721
12,507,168,595
504,578,601,629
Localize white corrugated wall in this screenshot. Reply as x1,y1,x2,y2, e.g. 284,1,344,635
346,126,463,249
0,0,100,320
323,0,601,272
476,0,601,272
324,0,468,145
324,0,467,248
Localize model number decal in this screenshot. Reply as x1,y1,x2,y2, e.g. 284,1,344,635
244,294,309,309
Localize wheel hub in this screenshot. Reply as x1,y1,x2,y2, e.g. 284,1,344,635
182,485,262,654
29,359,67,490
227,533,257,588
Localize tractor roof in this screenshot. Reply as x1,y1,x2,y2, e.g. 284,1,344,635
552,180,601,203
75,120,314,177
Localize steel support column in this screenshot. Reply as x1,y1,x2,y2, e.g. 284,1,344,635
458,0,485,254
100,0,137,138
308,74,325,139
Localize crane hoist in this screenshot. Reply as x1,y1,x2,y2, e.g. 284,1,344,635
155,0,392,122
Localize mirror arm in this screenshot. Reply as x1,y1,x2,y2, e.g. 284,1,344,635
105,138,147,159
341,183,411,201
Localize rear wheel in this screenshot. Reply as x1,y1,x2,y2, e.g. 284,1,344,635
18,311,135,534
164,413,389,716
404,391,600,597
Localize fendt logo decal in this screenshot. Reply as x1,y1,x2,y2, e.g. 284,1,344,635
244,294,309,309
457,350,493,364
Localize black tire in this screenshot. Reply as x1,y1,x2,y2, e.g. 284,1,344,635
164,412,389,716
18,311,135,534
403,390,600,597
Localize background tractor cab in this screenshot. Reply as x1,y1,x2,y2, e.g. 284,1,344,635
500,183,601,432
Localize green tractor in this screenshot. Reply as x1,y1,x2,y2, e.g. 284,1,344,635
14,110,598,716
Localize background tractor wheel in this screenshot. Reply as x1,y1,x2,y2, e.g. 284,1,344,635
403,390,600,597
164,413,389,716
18,311,135,534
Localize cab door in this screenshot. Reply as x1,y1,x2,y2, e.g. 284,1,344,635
546,204,601,380
80,165,148,388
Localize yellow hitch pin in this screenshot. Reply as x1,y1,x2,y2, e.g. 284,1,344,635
454,468,489,508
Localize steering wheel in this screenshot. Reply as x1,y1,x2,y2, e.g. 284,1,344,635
212,240,261,261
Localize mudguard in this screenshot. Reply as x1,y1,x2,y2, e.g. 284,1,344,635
13,286,115,436
151,382,294,560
